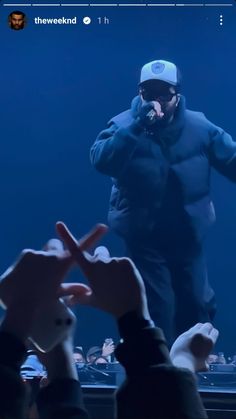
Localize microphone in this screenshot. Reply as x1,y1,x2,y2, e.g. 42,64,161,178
138,101,164,127
146,108,158,123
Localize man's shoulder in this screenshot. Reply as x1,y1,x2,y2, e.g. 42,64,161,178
185,109,214,130
186,109,207,121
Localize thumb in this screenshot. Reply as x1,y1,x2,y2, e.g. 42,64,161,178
59,283,94,306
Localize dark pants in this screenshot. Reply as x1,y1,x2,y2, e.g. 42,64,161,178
125,236,216,346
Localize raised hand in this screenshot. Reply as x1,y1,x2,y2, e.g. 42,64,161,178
0,224,107,310
102,339,115,357
56,222,151,320
170,323,219,373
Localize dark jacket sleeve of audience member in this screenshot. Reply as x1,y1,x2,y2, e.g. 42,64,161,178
0,331,28,419
0,330,88,419
115,312,208,419
37,378,89,419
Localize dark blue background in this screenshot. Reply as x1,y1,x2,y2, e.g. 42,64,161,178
0,4,235,354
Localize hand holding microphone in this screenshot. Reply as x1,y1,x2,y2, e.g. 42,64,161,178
137,100,164,127
152,101,165,119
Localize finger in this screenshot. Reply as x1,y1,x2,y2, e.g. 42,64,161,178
93,246,111,259
59,282,92,298
209,328,219,344
56,222,81,252
56,222,108,252
43,239,64,253
199,323,214,335
78,225,108,251
56,222,92,273
56,222,108,272
182,323,203,336
153,101,161,110
59,283,94,306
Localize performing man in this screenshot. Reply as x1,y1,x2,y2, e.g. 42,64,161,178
90,59,236,344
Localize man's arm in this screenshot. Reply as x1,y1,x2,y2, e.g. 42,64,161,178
208,125,236,182
90,120,143,178
90,101,159,178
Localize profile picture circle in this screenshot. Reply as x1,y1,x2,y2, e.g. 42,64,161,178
8,11,26,30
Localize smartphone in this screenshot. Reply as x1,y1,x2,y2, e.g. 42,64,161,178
29,299,76,353
0,274,76,352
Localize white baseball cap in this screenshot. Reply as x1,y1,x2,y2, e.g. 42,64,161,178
140,60,179,86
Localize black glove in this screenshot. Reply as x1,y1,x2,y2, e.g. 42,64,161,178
137,102,158,127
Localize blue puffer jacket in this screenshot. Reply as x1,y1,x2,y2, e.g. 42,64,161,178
90,96,236,243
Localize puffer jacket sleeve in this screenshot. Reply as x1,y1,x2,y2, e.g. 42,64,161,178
90,119,144,179
208,123,236,182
